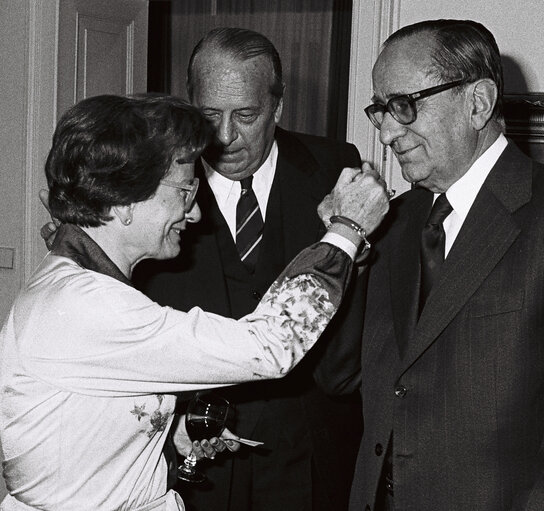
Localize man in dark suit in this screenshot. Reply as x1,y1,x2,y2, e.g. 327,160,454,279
317,19,544,511
134,28,364,511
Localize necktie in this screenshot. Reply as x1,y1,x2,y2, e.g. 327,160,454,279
236,176,263,273
420,193,453,309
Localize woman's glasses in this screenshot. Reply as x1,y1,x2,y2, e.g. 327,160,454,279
160,177,199,212
364,80,466,129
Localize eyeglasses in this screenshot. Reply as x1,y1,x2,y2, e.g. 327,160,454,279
160,177,199,212
364,80,466,129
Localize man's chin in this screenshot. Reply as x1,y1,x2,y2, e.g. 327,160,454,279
400,165,427,187
214,162,250,180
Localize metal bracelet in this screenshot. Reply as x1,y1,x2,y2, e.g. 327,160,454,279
329,215,371,253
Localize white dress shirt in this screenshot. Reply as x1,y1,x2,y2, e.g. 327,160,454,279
441,133,508,257
203,141,278,241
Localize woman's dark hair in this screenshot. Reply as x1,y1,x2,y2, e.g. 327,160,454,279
187,27,285,103
385,19,504,122
45,94,212,227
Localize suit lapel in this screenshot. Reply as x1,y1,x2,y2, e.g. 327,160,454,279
389,189,433,358
400,142,532,373
190,160,232,315
274,128,330,260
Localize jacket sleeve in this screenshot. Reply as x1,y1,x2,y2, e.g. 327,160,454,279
311,264,367,395
310,140,365,395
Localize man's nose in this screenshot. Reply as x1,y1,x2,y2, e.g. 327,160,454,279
216,117,237,146
379,112,407,147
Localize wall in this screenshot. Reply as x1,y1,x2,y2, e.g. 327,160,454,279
348,0,544,195
399,0,544,92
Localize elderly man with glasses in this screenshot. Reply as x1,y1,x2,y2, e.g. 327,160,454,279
316,18,544,511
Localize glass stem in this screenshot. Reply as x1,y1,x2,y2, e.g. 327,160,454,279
181,450,197,473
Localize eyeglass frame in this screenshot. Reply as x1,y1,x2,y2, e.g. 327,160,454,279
160,177,199,212
364,79,466,130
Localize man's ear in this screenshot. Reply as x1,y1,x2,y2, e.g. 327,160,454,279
112,204,135,226
470,78,498,130
274,96,284,124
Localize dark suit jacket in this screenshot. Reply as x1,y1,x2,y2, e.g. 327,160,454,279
321,141,544,511
134,127,364,511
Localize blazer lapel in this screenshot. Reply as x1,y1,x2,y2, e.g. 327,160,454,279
400,142,532,373
190,161,232,315
389,189,433,358
274,129,329,260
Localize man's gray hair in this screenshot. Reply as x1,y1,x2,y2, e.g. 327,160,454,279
187,27,285,103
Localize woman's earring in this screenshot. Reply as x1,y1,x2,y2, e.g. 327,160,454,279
124,218,132,225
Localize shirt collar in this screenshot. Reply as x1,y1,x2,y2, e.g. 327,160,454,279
202,141,278,207
51,223,133,287
444,133,508,220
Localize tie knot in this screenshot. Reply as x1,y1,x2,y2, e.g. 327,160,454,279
240,176,254,194
426,193,452,226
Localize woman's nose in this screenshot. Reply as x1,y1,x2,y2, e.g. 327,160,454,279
185,201,201,224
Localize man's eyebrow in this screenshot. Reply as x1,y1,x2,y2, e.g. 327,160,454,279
371,89,408,103
371,93,388,104
233,106,260,112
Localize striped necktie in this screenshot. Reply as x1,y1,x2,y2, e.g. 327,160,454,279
236,176,264,273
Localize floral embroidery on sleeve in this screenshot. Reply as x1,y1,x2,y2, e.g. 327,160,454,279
245,274,336,377
262,274,336,344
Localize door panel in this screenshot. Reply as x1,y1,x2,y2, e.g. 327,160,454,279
58,0,148,116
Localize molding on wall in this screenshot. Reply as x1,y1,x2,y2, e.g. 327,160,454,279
24,0,59,281
347,0,404,191
375,0,401,190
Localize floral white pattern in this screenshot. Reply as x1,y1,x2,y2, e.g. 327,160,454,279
246,274,335,377
130,395,172,438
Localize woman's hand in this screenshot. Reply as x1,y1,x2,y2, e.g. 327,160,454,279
318,163,390,237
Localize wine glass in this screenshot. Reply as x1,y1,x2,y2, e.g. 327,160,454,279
177,392,230,483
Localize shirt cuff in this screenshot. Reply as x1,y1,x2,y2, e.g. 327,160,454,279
321,232,359,261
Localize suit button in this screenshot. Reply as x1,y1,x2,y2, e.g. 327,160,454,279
394,385,407,398
252,291,262,301
375,443,383,456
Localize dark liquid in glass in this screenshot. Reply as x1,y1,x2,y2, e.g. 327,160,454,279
186,417,224,440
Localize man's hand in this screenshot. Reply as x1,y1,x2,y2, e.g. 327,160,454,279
318,163,390,237
39,189,60,250
173,414,241,461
